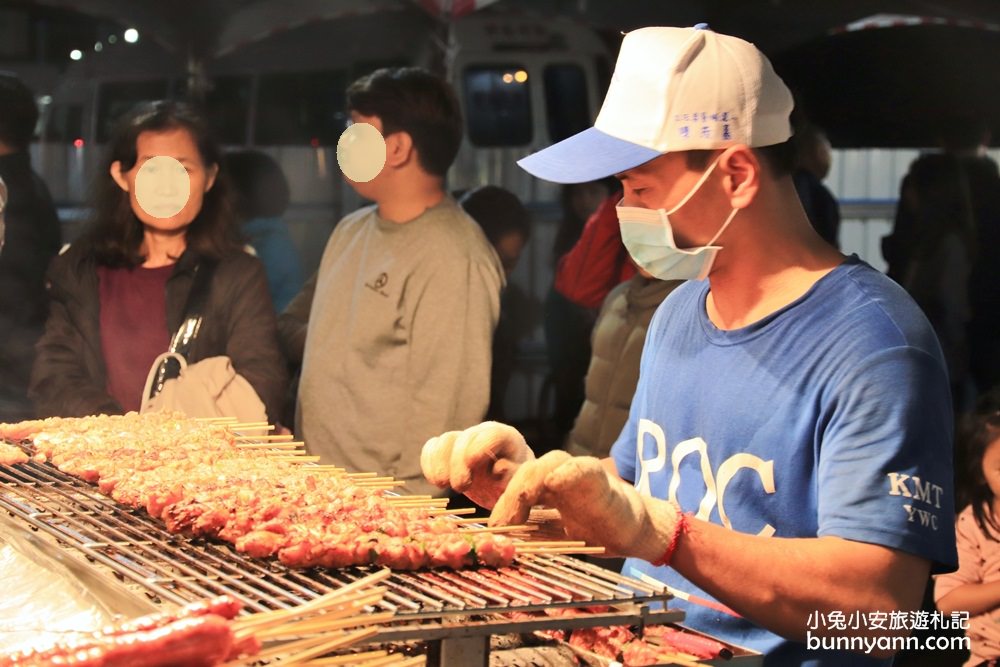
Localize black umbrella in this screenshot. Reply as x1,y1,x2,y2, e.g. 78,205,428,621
773,18,1000,147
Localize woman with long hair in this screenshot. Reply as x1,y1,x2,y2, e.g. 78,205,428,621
29,100,287,420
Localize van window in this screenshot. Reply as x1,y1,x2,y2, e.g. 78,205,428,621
97,80,170,142
543,64,590,142
462,65,532,147
43,104,84,143
255,70,348,146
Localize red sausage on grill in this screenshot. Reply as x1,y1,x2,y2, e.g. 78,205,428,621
101,596,242,636
8,615,235,667
1,606,245,667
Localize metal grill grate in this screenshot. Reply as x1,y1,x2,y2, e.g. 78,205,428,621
0,460,677,630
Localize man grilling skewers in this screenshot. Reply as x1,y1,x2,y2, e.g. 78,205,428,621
422,25,957,665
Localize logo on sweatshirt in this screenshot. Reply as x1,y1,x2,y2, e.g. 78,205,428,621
365,272,390,297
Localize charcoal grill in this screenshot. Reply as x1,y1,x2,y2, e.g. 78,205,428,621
0,459,709,665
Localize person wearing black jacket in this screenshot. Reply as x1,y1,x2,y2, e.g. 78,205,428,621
29,101,286,421
0,73,61,421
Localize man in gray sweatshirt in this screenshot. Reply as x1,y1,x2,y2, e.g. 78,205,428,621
280,68,504,496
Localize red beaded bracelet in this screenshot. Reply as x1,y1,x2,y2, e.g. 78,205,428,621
652,502,687,567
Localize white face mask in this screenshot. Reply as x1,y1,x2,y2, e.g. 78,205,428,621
616,155,739,281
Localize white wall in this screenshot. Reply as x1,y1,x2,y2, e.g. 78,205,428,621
827,147,1000,273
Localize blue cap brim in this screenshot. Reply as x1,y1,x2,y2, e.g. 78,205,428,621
516,127,662,184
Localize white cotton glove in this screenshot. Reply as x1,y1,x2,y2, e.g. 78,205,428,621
490,454,684,563
420,421,535,509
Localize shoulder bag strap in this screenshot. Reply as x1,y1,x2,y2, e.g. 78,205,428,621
146,259,218,401
168,259,218,357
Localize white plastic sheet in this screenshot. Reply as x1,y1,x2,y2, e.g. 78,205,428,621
0,534,112,654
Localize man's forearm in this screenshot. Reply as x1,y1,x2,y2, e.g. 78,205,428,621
671,519,929,644
596,455,929,645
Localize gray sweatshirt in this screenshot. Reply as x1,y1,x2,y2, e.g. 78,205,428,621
280,197,503,495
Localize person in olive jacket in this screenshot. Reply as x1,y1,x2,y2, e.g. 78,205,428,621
29,101,287,421
565,271,681,458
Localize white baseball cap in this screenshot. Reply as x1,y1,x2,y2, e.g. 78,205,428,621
518,24,794,183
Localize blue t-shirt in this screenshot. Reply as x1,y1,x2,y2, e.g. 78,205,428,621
610,257,957,666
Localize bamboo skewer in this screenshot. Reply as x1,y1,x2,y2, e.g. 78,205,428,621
230,421,274,430
461,524,536,534
226,571,396,667
238,589,386,636
233,434,296,441
235,570,391,634
257,611,396,640
272,455,322,463
385,498,449,507
427,507,476,516
249,597,389,640
306,571,392,609
236,442,304,450
517,546,606,555
255,626,380,664
353,482,408,490
384,495,445,503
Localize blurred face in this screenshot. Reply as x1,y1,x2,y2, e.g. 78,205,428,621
344,112,387,201
981,436,1000,502
110,127,218,235
338,114,388,188
494,231,526,277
